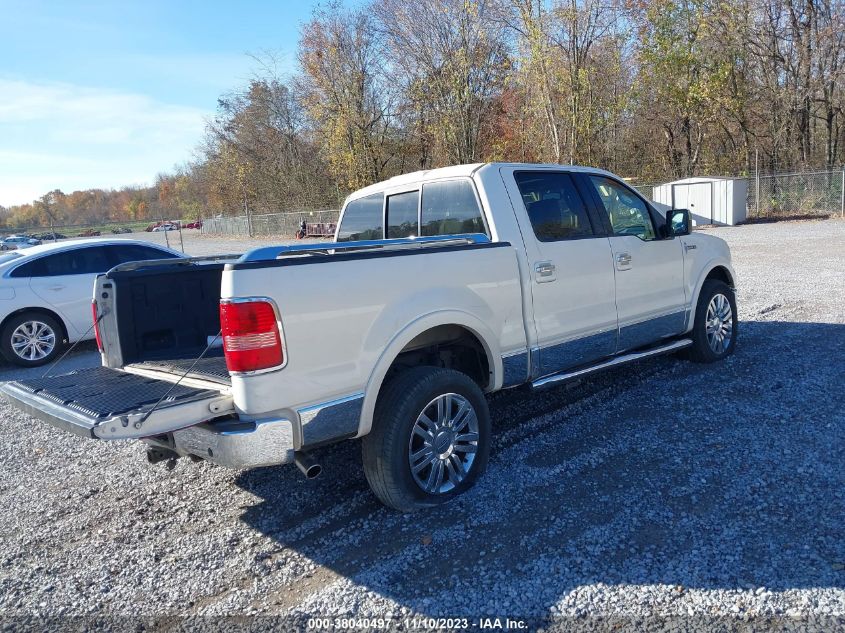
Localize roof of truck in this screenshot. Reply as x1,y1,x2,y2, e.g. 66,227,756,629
347,162,617,201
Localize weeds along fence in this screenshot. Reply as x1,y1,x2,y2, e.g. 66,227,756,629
632,168,845,220
201,209,339,237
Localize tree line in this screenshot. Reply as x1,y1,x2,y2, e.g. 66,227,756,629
3,0,844,230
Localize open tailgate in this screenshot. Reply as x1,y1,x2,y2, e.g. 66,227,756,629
1,366,234,440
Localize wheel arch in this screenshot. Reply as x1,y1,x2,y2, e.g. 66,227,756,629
704,265,735,288
686,261,737,332
1,307,70,343
356,311,501,438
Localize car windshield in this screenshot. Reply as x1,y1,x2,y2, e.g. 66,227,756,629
0,252,23,266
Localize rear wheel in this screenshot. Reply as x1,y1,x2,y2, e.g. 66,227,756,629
687,280,738,363
0,312,63,367
362,366,491,512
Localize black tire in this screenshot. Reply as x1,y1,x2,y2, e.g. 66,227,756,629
687,279,738,363
0,312,63,367
362,366,491,512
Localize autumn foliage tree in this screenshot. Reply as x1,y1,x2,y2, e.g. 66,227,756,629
6,0,845,230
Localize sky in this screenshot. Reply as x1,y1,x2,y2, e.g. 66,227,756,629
0,0,323,207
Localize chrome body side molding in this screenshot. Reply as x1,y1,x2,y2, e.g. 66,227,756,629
298,392,365,447
531,338,693,390
533,329,617,379
617,310,686,353
501,349,529,387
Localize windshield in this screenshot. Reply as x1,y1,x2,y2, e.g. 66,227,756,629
0,252,23,266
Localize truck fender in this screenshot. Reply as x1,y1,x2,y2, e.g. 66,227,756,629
355,310,501,438
686,258,737,332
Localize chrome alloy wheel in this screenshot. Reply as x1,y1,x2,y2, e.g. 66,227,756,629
408,393,479,494
705,293,733,354
11,320,56,361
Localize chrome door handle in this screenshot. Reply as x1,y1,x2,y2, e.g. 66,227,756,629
684,243,697,251
534,261,556,282
615,253,632,269
48,285,66,291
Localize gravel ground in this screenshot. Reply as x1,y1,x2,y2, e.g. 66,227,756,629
0,220,843,630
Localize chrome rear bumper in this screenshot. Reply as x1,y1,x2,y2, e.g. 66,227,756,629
171,417,295,469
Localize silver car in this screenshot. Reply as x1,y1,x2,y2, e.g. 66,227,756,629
0,236,41,251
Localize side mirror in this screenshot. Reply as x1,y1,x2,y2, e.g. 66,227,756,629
666,208,691,237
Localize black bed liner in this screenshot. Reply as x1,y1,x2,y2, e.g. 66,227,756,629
106,264,224,367
8,366,221,422
131,350,230,385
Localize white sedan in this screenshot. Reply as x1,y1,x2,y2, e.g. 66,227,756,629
0,239,183,366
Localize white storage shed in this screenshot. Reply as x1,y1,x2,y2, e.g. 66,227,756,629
651,177,747,226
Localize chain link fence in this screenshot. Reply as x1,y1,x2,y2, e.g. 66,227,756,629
196,170,845,237
201,209,339,237
631,169,845,221
749,171,845,219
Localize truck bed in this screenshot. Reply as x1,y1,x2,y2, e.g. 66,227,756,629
98,261,229,380
129,348,231,385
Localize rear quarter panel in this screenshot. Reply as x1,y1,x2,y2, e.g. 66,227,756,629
221,243,526,443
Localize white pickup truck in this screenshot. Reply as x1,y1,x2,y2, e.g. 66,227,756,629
1,163,737,511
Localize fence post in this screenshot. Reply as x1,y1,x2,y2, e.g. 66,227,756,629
755,149,760,217
841,167,844,218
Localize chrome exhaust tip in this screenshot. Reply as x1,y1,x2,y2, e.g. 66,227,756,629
294,451,322,479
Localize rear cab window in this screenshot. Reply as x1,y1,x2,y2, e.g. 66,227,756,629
420,179,487,237
337,179,489,242
336,193,384,242
386,190,419,238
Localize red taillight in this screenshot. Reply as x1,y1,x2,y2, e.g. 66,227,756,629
219,300,284,373
91,300,103,352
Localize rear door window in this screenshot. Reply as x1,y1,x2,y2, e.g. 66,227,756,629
336,193,384,242
514,172,595,241
11,247,111,278
386,190,419,238
420,180,487,237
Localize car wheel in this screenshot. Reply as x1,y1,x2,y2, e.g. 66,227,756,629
362,366,491,512
0,312,63,367
687,280,738,363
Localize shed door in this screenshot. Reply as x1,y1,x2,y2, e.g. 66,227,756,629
673,182,713,225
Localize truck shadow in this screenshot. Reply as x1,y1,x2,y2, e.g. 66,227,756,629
234,320,845,616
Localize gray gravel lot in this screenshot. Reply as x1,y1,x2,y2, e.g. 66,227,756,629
0,220,843,628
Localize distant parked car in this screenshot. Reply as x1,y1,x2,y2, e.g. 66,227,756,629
38,232,67,241
185,220,203,229
152,223,177,232
0,239,184,366
1,236,40,251
146,221,179,232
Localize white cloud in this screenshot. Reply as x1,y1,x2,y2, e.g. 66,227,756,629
0,78,211,206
